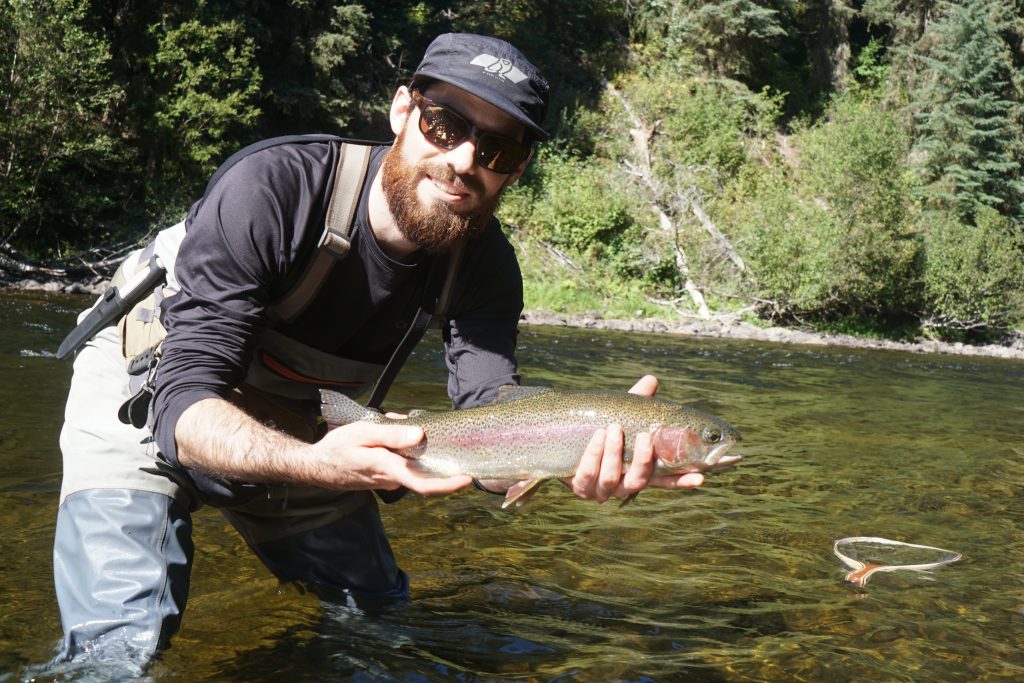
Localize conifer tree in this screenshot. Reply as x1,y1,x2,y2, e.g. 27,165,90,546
909,0,1024,222
861,0,939,45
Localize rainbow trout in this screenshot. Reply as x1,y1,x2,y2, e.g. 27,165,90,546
320,386,742,507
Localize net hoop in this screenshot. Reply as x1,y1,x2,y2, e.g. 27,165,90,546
832,536,962,586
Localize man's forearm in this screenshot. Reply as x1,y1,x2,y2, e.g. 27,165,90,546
174,397,315,485
173,396,477,496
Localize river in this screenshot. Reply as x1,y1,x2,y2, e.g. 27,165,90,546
2,290,1023,681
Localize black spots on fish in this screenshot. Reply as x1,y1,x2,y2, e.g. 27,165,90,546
494,384,553,404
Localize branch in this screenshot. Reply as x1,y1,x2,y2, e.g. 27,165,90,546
539,239,583,272
690,201,748,274
0,247,66,277
605,79,710,319
0,241,129,284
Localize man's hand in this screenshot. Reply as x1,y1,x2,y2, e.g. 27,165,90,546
566,374,705,503
312,421,472,495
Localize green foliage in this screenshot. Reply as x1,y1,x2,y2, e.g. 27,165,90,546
506,63,782,307
629,0,845,115
247,2,372,134
501,150,646,278
521,270,665,319
851,38,889,92
0,0,126,253
861,0,937,45
1,0,1021,339
727,94,920,323
630,0,790,79
603,64,780,188
909,1,1024,223
920,207,1024,337
607,67,781,296
723,167,834,312
149,17,261,193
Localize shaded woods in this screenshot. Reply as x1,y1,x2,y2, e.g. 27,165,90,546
3,1,1023,341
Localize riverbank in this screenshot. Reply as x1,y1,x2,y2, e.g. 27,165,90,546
6,270,1024,362
520,310,1024,361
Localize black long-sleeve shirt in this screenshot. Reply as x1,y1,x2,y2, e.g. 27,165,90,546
150,139,523,498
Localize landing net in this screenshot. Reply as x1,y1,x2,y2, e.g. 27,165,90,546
832,536,962,587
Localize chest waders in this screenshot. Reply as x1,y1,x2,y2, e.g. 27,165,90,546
53,137,458,667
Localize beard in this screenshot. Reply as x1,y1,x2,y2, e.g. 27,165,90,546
380,127,503,254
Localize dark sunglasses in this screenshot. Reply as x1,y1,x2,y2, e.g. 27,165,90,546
410,92,532,174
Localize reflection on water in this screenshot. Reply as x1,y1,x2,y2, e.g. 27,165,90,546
3,290,1024,681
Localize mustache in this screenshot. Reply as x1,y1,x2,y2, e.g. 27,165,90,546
416,161,486,196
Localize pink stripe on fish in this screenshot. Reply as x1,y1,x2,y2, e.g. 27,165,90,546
437,421,596,448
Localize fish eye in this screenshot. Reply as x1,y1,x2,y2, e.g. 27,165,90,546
705,429,722,444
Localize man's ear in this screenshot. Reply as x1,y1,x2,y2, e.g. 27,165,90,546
390,86,414,136
501,148,534,190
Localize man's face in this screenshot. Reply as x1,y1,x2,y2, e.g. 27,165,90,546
379,81,530,253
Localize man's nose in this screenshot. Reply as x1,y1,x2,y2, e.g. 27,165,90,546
444,138,478,174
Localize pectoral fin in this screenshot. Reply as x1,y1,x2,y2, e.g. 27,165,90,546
501,478,547,509
618,492,640,507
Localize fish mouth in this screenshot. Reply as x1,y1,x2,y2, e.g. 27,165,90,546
701,443,742,472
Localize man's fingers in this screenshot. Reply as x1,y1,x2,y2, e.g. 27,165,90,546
622,431,655,494
343,421,424,450
649,472,705,489
571,428,605,497
596,424,624,502
372,448,472,494
400,473,473,495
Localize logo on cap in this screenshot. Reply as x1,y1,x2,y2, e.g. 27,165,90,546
470,54,528,84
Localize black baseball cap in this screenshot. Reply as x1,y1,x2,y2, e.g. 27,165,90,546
411,33,550,141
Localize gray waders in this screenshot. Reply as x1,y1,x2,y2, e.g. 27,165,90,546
54,325,409,670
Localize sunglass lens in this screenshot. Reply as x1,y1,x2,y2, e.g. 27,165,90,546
476,135,529,173
420,105,470,149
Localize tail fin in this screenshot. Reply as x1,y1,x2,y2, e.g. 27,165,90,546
319,389,380,427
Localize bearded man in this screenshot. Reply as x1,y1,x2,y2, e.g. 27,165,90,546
53,33,704,668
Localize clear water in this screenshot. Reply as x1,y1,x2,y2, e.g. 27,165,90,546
3,290,1024,681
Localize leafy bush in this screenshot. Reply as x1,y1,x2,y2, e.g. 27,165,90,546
795,94,920,316
721,166,834,314
0,0,127,254
920,207,1024,338
551,63,783,304
501,149,647,275
726,94,921,325
149,17,261,209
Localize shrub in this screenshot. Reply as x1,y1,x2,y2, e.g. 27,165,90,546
920,207,1024,337
726,94,921,325
501,150,647,275
722,167,834,314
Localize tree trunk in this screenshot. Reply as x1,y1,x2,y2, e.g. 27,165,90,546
805,0,853,95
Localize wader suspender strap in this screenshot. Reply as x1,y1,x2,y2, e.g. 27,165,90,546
367,242,464,505
364,242,465,411
270,143,372,323
262,140,464,410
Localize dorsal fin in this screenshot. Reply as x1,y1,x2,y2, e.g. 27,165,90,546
494,385,553,404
